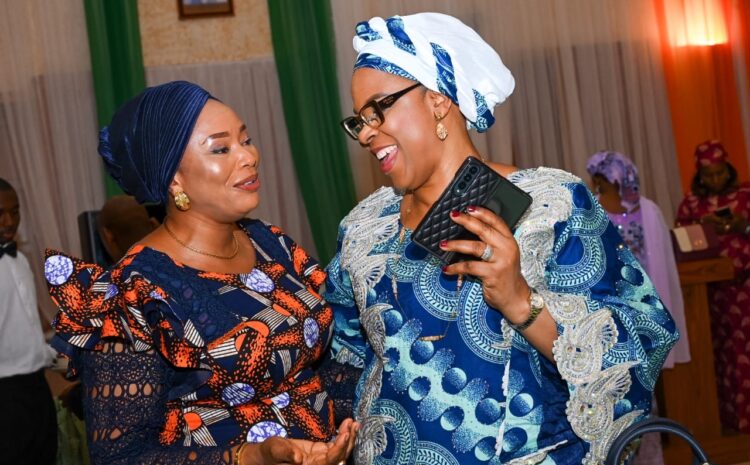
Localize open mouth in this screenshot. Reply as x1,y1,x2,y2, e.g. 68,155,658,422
375,145,398,174
234,175,260,192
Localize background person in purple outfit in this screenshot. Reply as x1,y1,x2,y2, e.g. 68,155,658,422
587,150,690,465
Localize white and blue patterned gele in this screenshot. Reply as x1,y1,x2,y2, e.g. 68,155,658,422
246,421,287,443
45,255,74,285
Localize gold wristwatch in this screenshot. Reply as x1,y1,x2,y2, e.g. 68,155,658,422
511,288,545,331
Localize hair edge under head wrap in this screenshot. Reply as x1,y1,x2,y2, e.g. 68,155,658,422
352,13,515,133
98,81,213,205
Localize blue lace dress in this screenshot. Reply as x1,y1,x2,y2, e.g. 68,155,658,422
324,168,679,465
46,220,335,464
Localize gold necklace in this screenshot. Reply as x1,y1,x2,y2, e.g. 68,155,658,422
163,219,240,260
391,224,463,342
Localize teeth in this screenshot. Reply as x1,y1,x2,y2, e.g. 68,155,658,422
376,146,396,161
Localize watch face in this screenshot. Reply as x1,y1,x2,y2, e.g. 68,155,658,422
530,292,544,309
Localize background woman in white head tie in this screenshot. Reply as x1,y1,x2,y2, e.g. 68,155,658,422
323,12,679,465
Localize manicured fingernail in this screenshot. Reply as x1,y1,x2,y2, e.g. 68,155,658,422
467,205,477,213
439,240,448,248
442,265,449,272
450,210,460,218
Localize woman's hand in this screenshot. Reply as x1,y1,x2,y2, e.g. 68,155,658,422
242,419,359,465
701,213,747,234
727,213,748,234
292,418,359,465
440,206,530,325
241,436,305,465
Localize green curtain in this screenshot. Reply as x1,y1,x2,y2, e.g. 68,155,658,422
83,0,146,198
267,0,357,263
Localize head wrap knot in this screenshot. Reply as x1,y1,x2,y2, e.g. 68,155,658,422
352,12,515,133
98,81,212,204
586,151,641,212
694,140,728,171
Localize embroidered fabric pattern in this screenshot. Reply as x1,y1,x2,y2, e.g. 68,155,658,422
325,168,678,465
511,168,672,465
338,187,401,464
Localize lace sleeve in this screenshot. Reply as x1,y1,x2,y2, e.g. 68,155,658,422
80,342,232,465
538,182,678,464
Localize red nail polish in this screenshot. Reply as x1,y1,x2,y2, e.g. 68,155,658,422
440,240,448,248
442,265,449,272
450,210,460,218
467,205,477,213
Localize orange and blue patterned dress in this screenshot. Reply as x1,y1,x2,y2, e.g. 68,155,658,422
46,219,335,464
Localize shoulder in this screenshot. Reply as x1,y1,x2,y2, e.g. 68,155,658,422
338,186,400,234
510,167,592,218
508,166,584,191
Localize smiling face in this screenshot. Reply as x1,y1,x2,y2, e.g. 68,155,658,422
350,68,450,193
170,100,261,222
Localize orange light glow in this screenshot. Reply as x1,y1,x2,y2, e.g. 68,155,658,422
666,0,728,46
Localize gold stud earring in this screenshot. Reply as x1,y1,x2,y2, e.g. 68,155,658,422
173,191,191,211
435,114,448,141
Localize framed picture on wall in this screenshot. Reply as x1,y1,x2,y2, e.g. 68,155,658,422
178,0,234,19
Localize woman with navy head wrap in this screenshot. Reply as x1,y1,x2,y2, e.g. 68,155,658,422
324,13,678,465
45,81,358,465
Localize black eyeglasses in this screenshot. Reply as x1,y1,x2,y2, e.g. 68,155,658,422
340,82,422,140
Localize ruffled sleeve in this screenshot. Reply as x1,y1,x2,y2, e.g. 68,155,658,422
46,250,130,374
46,249,231,464
46,249,205,379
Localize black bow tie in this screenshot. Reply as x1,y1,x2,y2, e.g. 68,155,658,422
0,241,17,259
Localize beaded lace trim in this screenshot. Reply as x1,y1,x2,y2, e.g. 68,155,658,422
511,168,643,465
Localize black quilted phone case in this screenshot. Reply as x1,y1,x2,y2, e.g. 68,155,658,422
412,157,532,264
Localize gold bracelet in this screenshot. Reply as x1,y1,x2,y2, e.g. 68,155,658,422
234,442,249,465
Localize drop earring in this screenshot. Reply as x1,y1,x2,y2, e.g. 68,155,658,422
435,113,448,141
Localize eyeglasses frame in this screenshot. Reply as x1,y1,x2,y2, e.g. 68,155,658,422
340,82,423,140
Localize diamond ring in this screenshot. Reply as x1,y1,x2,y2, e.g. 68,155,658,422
480,244,494,261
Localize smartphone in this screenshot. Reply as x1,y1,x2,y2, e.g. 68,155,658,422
715,206,732,218
411,157,532,264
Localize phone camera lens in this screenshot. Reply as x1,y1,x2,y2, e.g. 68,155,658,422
469,166,479,174
463,174,472,181
458,182,467,190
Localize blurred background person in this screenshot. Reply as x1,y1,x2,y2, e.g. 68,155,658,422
676,140,750,433
587,151,691,465
0,177,57,465
587,151,690,368
97,195,159,263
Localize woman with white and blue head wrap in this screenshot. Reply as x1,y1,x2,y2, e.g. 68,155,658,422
326,12,678,465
